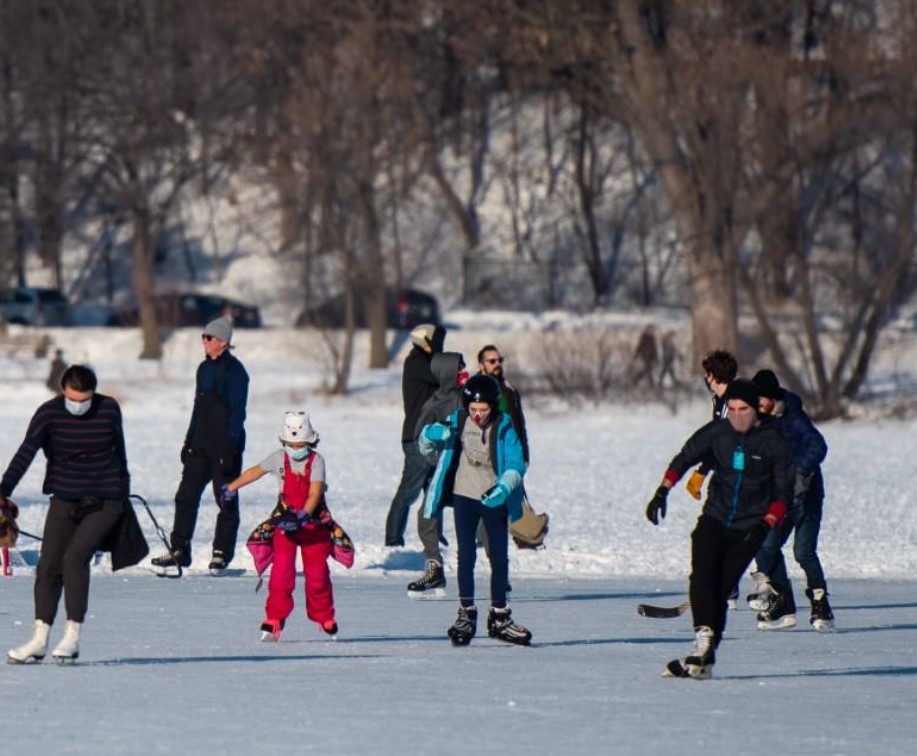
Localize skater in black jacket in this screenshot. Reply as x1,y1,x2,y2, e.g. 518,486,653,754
645,378,793,679
152,317,249,575
384,323,446,547
748,369,834,631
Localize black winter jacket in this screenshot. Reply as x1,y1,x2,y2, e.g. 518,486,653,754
400,347,438,442
666,417,793,530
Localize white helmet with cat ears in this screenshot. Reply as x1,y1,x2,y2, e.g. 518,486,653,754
279,411,319,444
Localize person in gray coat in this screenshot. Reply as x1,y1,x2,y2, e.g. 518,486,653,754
406,352,467,598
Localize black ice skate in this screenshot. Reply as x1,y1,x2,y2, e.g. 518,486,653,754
209,551,227,577
662,626,716,680
151,549,190,578
806,588,836,632
447,606,478,646
487,607,532,646
756,587,797,630
407,560,446,600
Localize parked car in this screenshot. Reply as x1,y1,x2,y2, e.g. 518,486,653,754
296,288,441,330
106,293,262,329
0,286,73,326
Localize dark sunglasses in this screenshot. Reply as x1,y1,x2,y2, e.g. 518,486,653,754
484,357,504,365
202,334,216,342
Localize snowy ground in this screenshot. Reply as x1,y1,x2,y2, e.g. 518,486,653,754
1,325,916,754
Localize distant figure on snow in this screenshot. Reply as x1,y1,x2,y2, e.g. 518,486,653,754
46,349,68,393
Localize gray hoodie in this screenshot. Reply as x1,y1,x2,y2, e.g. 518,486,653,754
413,352,465,440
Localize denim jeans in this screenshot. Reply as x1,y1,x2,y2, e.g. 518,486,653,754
384,441,434,546
755,473,826,593
453,494,509,609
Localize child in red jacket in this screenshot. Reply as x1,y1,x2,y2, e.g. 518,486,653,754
222,412,339,641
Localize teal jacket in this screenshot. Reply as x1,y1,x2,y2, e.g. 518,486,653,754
418,409,526,521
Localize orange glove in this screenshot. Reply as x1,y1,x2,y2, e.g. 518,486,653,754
685,469,707,500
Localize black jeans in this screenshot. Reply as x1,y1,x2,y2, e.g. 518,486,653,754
35,496,124,624
172,450,240,563
384,441,434,546
689,514,764,647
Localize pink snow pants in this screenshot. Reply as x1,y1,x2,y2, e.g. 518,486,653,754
265,525,335,625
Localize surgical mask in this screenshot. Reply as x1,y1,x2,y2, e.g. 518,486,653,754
469,408,491,427
284,445,310,461
65,397,92,416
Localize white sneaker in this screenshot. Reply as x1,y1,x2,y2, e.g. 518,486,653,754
51,620,81,663
8,620,51,664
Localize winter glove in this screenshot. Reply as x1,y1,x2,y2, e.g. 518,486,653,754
685,469,707,501
218,484,237,512
424,423,451,443
180,443,192,465
219,448,241,477
645,486,669,526
742,521,771,547
481,481,511,508
793,472,813,502
278,509,313,532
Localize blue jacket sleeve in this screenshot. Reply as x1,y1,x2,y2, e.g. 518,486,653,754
782,402,827,476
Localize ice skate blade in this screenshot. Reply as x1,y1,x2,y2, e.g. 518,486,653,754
53,655,78,666
662,658,712,679
209,568,227,577
7,654,43,665
151,566,182,579
260,632,281,642
407,587,446,600
811,619,836,632
757,615,797,631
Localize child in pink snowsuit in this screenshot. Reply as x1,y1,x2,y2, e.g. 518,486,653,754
222,412,336,641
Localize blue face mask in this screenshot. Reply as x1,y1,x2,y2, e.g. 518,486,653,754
64,397,93,416
284,445,310,461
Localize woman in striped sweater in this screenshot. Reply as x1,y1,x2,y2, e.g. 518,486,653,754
3,364,130,664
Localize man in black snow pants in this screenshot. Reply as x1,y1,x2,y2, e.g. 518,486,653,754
644,378,793,679
152,316,249,575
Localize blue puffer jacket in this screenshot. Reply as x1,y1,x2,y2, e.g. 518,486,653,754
418,409,526,521
778,390,827,476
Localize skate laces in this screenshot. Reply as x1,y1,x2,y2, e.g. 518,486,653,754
694,626,714,655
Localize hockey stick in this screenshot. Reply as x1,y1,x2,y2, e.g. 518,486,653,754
11,524,43,542
131,494,182,579
637,600,691,619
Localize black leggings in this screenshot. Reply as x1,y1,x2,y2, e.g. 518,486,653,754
35,496,123,624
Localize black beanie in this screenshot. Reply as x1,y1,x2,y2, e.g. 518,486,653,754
723,378,760,410
752,369,782,399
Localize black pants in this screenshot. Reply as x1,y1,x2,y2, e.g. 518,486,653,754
172,451,240,563
689,514,764,647
35,496,124,624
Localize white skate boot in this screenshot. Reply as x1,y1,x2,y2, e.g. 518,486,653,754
8,620,51,664
51,620,81,664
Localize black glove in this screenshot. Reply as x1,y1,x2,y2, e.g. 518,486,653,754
219,448,241,477
180,443,192,465
743,521,771,547
645,486,669,526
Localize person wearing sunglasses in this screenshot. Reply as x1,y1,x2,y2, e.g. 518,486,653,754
477,345,528,465
152,316,249,576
